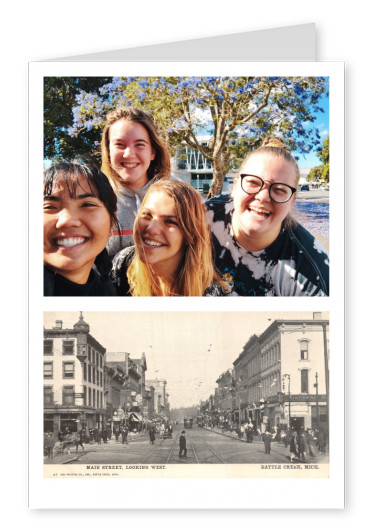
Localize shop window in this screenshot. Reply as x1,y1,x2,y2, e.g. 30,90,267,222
44,361,53,379
62,386,75,405
63,361,74,378
44,339,53,355
63,340,74,355
83,386,87,406
301,370,309,393
44,386,54,406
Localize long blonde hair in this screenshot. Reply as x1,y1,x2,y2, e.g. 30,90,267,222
127,180,222,296
100,107,171,192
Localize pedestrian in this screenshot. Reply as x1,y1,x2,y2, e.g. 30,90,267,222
179,430,187,459
57,430,64,443
205,136,329,296
95,428,101,445
46,432,55,459
102,428,108,444
289,431,299,461
317,428,327,453
306,429,317,457
246,422,254,443
75,430,85,453
298,430,307,462
149,425,156,445
262,431,272,454
121,425,129,445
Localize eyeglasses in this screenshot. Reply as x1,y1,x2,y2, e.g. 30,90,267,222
240,174,296,203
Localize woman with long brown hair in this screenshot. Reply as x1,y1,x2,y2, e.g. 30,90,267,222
101,106,171,257
111,180,226,296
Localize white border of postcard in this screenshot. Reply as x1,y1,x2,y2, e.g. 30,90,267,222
29,61,344,509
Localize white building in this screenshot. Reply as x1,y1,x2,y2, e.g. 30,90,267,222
43,313,106,434
231,313,329,432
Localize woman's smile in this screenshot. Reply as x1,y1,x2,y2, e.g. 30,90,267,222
135,191,185,277
232,154,296,251
43,175,112,284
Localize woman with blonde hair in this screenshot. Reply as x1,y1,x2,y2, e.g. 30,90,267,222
206,137,329,296
101,106,171,257
111,180,225,296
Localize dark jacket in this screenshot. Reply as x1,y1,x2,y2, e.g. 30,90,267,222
44,251,116,296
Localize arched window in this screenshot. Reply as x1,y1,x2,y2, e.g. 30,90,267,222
301,369,309,393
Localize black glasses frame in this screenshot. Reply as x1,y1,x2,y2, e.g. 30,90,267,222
240,174,297,203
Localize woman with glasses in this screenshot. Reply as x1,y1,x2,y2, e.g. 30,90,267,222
206,137,329,296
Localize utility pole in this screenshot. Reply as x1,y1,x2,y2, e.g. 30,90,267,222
314,372,320,430
283,374,291,430
322,322,329,432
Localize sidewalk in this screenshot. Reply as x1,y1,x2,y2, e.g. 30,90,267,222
203,426,329,463
203,426,261,443
44,431,147,465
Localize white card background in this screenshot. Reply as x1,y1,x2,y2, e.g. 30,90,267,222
29,60,344,509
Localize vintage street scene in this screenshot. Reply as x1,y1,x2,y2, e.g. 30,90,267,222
43,311,329,470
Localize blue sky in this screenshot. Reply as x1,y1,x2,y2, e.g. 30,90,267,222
294,92,329,169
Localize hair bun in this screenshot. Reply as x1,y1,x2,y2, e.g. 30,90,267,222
262,136,290,152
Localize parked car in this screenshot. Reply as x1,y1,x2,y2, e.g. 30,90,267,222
320,184,329,191
300,184,310,191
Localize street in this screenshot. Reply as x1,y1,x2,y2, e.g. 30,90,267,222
47,427,328,466
293,190,329,250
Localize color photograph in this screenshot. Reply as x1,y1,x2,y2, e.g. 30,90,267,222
42,74,330,297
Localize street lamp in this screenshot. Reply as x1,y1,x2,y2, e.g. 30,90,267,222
282,374,291,430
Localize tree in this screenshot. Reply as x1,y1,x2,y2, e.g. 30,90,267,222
44,77,111,161
50,76,328,197
307,136,329,183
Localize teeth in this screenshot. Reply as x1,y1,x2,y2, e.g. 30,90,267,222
122,163,138,168
250,206,270,215
56,237,86,247
144,239,164,247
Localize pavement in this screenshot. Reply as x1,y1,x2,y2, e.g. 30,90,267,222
203,426,329,463
44,431,147,465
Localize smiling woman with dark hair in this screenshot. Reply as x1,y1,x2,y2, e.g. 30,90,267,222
43,158,119,296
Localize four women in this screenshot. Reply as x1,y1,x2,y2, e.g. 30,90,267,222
44,111,329,297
